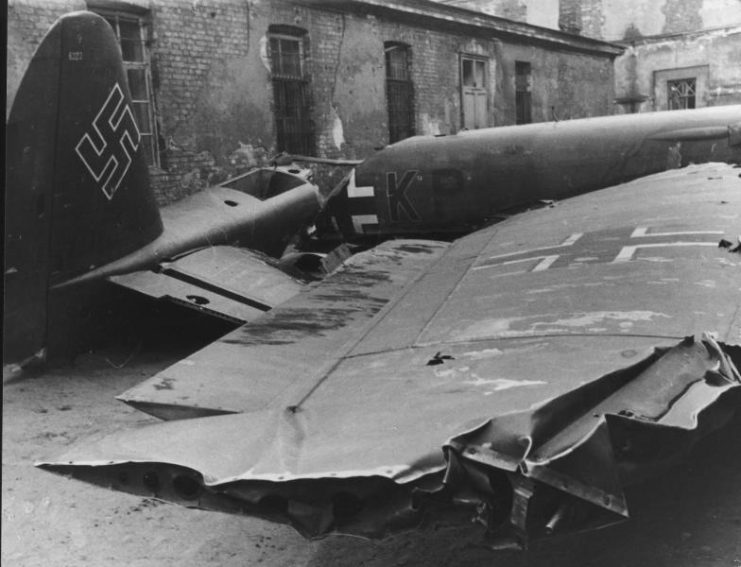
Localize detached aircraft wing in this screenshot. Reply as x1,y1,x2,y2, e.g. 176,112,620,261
40,162,741,546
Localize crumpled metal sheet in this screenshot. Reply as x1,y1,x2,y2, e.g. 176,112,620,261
35,164,741,547
38,334,741,546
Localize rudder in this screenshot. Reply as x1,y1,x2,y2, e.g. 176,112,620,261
4,11,163,367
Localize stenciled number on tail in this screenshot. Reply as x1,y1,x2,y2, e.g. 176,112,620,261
75,82,141,200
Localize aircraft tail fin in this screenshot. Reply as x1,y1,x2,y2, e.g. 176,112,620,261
4,11,163,365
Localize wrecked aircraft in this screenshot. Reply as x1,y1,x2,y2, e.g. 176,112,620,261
4,11,324,374
8,9,741,550
325,105,741,240
40,162,741,547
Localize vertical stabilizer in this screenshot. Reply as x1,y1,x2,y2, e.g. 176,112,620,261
4,11,163,366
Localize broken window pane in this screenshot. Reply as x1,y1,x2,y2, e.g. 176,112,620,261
668,78,697,110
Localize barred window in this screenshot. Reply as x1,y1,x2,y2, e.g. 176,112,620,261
268,27,314,155
515,61,532,125
385,42,415,143
668,78,696,110
94,10,160,167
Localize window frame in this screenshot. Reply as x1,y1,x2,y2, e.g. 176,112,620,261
515,61,532,125
653,65,708,111
385,42,416,144
667,77,697,110
267,28,315,156
94,9,161,168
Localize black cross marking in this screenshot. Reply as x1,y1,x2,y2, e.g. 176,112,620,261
474,226,723,274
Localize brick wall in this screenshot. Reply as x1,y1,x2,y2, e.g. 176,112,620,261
579,0,604,39
8,0,616,203
559,0,582,34
554,0,741,42
7,0,86,116
614,27,741,112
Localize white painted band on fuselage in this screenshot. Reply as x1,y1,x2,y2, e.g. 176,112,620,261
347,170,375,198
352,214,379,233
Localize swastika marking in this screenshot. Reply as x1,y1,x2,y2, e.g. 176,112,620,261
75,82,141,200
474,227,723,275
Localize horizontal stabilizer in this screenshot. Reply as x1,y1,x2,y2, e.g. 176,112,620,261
109,246,305,324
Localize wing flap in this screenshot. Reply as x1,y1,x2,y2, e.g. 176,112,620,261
109,245,304,324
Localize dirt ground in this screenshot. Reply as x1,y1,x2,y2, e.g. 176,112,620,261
4,339,741,567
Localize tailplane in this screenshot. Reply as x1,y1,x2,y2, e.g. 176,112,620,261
4,12,163,367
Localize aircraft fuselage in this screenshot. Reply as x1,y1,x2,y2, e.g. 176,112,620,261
328,105,741,240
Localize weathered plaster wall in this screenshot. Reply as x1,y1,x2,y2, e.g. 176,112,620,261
601,0,667,40
523,0,560,28
496,43,614,121
451,0,741,40
577,0,741,41
700,0,741,28
614,27,741,111
327,15,389,158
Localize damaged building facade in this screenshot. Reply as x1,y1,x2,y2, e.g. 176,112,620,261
555,0,741,112
438,0,741,112
7,0,621,203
